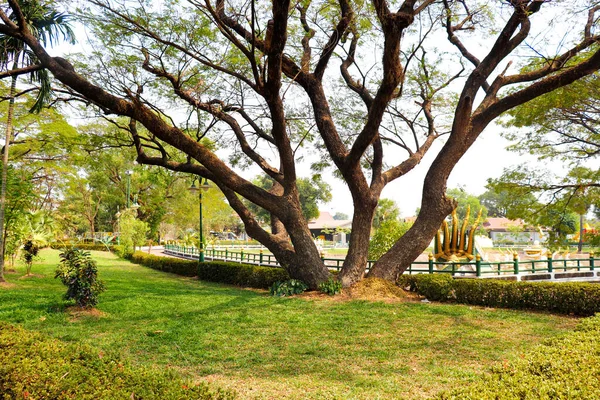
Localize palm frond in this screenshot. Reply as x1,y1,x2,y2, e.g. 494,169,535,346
0,0,75,112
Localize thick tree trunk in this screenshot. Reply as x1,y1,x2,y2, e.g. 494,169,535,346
339,195,378,287
217,180,329,288
278,205,330,288
367,204,453,281
368,128,468,280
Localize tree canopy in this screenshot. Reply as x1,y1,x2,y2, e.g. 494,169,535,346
446,188,487,226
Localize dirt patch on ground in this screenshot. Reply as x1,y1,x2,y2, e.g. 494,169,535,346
0,281,17,289
297,278,420,303
18,273,45,279
346,278,420,302
67,306,107,322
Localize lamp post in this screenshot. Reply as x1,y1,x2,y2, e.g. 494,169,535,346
189,178,211,262
125,169,133,208
115,206,120,245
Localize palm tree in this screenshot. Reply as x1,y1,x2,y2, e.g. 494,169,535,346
0,0,74,281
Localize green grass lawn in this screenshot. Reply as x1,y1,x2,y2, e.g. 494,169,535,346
0,249,578,399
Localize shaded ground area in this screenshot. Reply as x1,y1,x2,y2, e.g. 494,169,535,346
0,250,579,399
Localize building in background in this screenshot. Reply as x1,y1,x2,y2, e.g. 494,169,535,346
308,212,352,244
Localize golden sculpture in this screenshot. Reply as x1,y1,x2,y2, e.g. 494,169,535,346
434,206,482,262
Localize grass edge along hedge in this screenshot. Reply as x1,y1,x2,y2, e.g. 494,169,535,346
130,251,290,289
0,323,234,400
436,314,600,399
399,274,600,316
49,242,114,252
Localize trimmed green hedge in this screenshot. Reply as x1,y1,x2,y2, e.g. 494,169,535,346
131,252,290,289
399,274,600,316
437,314,600,399
0,324,234,400
131,252,199,276
50,242,113,252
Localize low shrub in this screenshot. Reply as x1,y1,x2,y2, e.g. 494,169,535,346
49,242,114,252
402,274,454,302
400,274,600,316
112,244,130,259
270,279,309,296
318,278,343,296
22,240,40,275
196,260,290,289
0,323,234,400
55,249,106,308
131,252,198,276
436,314,600,399
131,252,290,289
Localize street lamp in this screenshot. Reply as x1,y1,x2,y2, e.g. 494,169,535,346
115,206,121,245
125,169,133,208
188,177,211,262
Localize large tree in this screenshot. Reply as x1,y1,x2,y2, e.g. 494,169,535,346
3,1,600,287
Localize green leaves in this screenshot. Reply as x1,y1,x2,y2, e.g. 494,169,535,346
55,248,106,308
368,219,411,260
270,279,309,296
317,278,342,296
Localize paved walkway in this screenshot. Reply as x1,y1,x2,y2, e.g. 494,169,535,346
137,246,176,258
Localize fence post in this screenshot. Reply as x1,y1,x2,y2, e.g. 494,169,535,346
428,253,434,274
547,251,553,273
225,248,228,261
513,252,519,275
476,254,481,277
240,248,244,263
591,252,595,271
259,250,263,266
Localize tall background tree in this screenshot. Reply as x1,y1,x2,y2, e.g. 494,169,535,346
372,199,400,230
2,1,600,286
489,65,600,250
0,0,74,281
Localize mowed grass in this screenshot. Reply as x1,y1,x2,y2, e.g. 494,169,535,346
0,249,578,399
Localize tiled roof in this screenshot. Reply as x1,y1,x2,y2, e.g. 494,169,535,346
308,211,352,230
483,217,530,231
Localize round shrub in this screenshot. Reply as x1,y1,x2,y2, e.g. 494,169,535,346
55,248,106,308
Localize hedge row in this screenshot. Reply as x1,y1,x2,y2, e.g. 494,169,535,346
0,323,234,400
50,242,113,252
131,252,290,289
437,314,600,399
399,274,600,316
